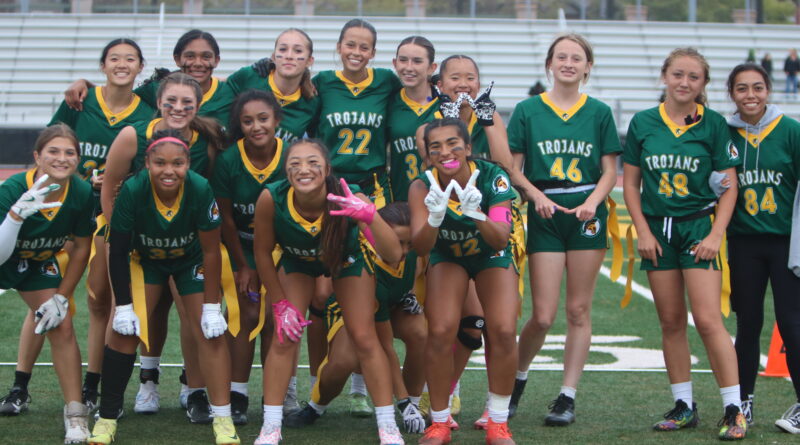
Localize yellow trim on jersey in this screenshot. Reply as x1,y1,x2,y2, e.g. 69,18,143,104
540,92,588,121
658,103,704,138
335,68,374,97
237,137,284,184
149,174,184,222
737,115,783,147
288,188,322,236
401,89,438,116
201,77,220,107
269,72,301,106
146,118,199,148
95,86,142,126
25,169,69,221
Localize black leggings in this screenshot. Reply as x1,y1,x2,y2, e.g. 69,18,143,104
729,234,800,401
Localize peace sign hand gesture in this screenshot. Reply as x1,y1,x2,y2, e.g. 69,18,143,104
327,178,376,225
11,174,62,220
452,169,486,221
424,170,456,228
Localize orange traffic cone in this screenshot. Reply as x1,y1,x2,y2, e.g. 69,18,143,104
760,322,790,378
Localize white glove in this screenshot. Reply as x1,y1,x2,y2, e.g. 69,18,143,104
398,398,425,433
112,303,140,336
424,170,456,228
33,293,69,335
11,174,62,220
201,303,227,339
709,171,731,198
452,169,486,221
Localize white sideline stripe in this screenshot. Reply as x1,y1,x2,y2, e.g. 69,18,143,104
599,266,770,369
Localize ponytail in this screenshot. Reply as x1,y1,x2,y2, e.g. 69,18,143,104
299,68,317,99
320,173,350,276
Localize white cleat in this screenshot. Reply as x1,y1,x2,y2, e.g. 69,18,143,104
63,401,89,444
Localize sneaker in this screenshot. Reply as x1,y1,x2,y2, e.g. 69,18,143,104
474,409,489,430
0,386,30,416
349,393,373,418
284,403,320,428
419,392,430,419
446,415,459,431
254,421,282,445
64,401,90,444
740,396,753,426
485,419,515,445
508,378,527,419
82,384,99,413
134,380,160,414
378,423,405,445
231,391,249,426
718,404,747,440
283,383,300,415
186,390,213,424
449,395,461,417
419,422,451,445
775,402,800,434
213,416,241,445
544,393,575,426
653,400,699,431
87,418,117,445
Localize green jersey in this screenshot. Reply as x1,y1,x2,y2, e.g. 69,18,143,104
211,137,285,250
508,93,621,186
50,86,155,180
111,169,221,263
265,179,361,264
129,118,211,176
623,104,741,218
387,91,439,201
312,68,401,180
0,170,95,262
728,114,800,236
418,159,515,259
227,68,320,143
135,76,235,126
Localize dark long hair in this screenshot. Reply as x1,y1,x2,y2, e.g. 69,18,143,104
727,63,772,96
378,201,410,227
174,29,220,59
284,139,349,275
227,89,283,144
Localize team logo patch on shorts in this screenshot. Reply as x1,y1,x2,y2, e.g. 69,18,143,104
581,218,601,238
727,140,739,160
17,259,28,273
209,201,221,222
687,241,701,256
492,174,510,194
192,264,205,281
40,260,59,277
342,255,357,268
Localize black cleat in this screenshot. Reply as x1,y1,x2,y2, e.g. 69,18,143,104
230,391,249,426
284,403,320,428
508,378,527,419
0,386,30,416
186,390,213,424
544,393,575,426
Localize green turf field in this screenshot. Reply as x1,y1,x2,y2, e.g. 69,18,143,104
0,190,794,444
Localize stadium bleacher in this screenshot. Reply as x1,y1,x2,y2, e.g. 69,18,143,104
1,13,800,130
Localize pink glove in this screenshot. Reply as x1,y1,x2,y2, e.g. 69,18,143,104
327,178,375,225
272,299,311,344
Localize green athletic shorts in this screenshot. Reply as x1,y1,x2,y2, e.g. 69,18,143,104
0,256,63,292
641,212,720,271
429,245,515,279
526,190,609,252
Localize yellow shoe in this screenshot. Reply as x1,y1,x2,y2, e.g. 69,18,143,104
213,416,241,445
450,395,461,417
87,418,117,445
419,392,430,418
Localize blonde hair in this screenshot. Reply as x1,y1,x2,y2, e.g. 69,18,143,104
660,47,710,106
545,33,594,83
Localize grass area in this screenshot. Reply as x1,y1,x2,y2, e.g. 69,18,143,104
0,190,794,444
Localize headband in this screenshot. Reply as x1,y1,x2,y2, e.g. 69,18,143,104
146,136,189,153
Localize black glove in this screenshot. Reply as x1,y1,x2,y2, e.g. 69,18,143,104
397,398,425,433
400,292,423,315
141,67,172,87
435,86,463,119
252,57,275,78
469,81,496,126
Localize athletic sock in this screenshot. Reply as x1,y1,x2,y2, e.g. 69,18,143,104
83,371,101,391
516,370,529,381
308,400,327,415
210,403,232,417
375,405,395,426
560,386,576,400
231,382,248,397
431,407,450,424
487,392,511,423
99,346,136,419
409,395,421,406
671,381,693,408
139,355,160,370
350,373,367,396
263,404,282,424
13,370,31,391
720,385,741,411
